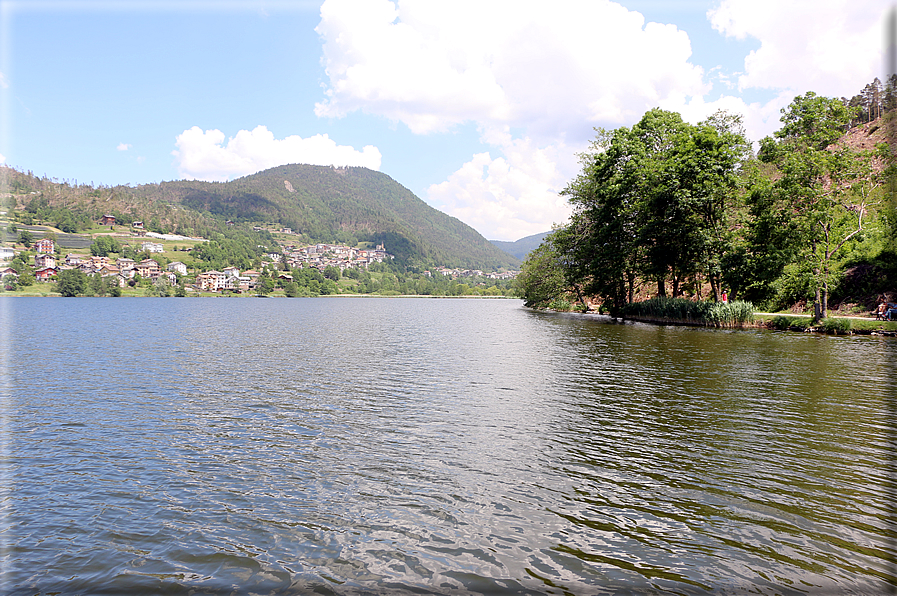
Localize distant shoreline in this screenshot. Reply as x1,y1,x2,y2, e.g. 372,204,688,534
0,293,520,299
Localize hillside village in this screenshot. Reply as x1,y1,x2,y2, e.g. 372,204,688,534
0,215,519,296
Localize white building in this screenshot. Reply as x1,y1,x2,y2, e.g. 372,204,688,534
167,261,188,276
140,241,164,253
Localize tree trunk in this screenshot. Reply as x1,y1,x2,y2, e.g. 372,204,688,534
657,278,666,297
813,287,822,323
671,275,680,298
627,271,635,304
821,283,828,320
573,284,587,311
709,275,720,303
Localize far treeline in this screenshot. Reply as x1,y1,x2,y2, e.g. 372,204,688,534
516,78,897,322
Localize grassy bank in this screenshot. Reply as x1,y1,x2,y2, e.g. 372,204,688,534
753,313,897,334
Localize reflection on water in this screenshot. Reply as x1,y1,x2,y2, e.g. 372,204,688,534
4,297,896,594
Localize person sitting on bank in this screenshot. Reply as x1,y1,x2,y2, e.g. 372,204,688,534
874,302,887,320
887,303,897,321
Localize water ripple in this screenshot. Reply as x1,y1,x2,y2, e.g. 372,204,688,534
5,297,896,594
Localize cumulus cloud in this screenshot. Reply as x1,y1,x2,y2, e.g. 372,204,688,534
427,132,575,241
315,0,707,140
662,90,797,149
316,0,715,239
708,0,888,97
315,0,886,240
117,143,131,151
172,125,382,182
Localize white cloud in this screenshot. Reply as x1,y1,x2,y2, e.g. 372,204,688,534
0,154,5,164
315,0,707,140
708,0,888,98
662,90,796,147
316,0,887,241
117,143,131,151
427,132,575,241
316,0,712,240
0,72,7,89
171,125,382,182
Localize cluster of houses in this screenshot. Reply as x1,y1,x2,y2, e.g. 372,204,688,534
1,235,518,293
191,244,395,293
0,237,395,292
0,237,174,286
3,239,187,287
195,267,263,292
433,266,518,280
279,243,391,270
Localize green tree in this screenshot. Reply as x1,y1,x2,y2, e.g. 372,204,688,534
323,265,341,281
758,92,872,320
554,109,748,314
87,273,106,297
514,238,567,307
57,269,87,297
90,236,121,257
17,230,33,247
256,274,274,296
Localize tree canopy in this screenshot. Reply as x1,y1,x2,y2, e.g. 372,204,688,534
518,85,895,319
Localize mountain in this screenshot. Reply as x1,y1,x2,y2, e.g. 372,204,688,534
490,231,550,261
7,164,521,271
144,165,519,270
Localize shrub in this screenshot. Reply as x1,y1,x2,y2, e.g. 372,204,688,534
771,315,793,330
821,317,852,335
623,297,754,327
548,297,572,311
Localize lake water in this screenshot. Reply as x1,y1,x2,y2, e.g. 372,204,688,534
3,297,896,595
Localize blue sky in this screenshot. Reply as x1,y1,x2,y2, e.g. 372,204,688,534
0,0,890,241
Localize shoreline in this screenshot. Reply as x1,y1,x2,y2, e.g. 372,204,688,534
535,307,897,337
0,292,520,300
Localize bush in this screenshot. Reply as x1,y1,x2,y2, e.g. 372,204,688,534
56,269,87,297
821,317,852,335
548,297,572,311
624,297,754,326
771,315,793,330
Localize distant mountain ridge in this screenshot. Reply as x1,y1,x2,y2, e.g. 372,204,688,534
490,231,550,261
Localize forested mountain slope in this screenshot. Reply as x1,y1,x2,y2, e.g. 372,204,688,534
139,165,518,270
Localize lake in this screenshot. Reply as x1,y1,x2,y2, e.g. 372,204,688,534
3,297,895,595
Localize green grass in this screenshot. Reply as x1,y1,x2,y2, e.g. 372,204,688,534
841,318,897,332
548,297,573,311
821,317,852,334
0,284,57,297
757,313,897,333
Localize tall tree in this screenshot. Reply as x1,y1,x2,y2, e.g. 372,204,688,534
56,269,87,297
554,108,748,314
758,92,872,320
